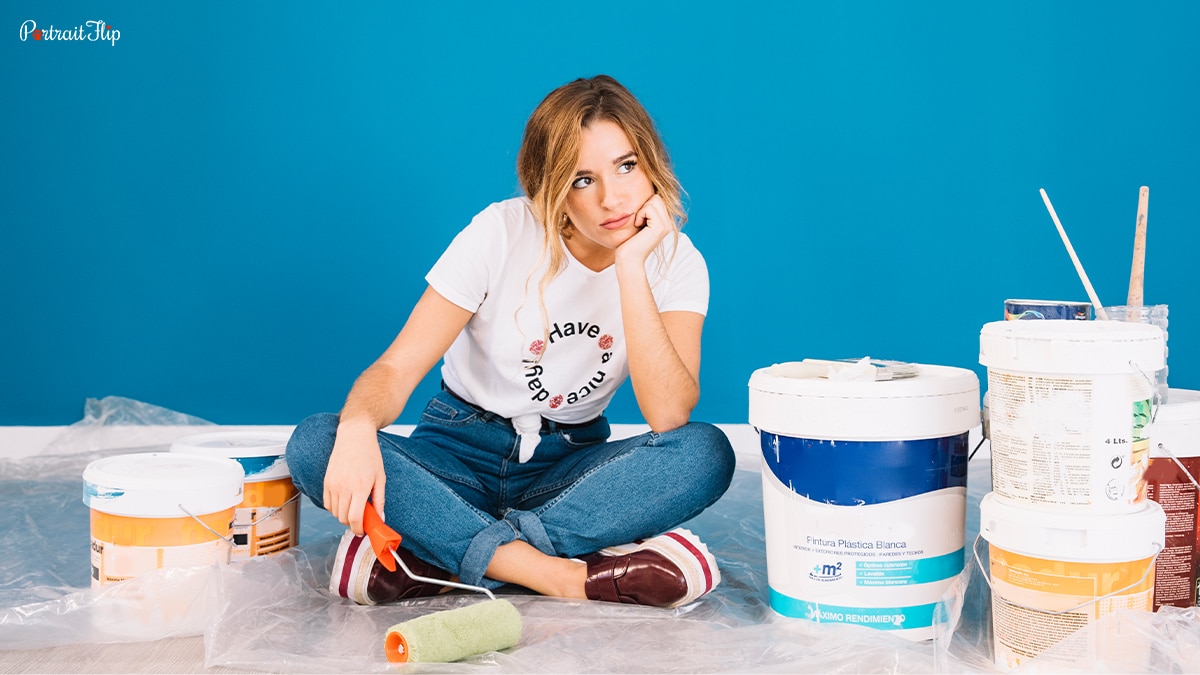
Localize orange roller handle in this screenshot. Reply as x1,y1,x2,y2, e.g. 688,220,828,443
363,503,402,572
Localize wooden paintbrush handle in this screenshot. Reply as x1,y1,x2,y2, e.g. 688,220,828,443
1128,186,1149,306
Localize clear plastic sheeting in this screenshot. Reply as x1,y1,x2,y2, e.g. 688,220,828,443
2,397,1200,673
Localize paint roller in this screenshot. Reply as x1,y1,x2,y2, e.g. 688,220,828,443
361,505,523,663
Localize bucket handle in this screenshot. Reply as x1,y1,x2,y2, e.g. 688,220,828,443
244,492,302,528
972,534,1161,616
1129,359,1161,424
177,504,237,548
1157,443,1200,492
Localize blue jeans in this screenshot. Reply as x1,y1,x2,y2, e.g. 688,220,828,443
286,390,736,589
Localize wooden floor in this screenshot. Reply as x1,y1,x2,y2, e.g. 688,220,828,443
0,636,245,674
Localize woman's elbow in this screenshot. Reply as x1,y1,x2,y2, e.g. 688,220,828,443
645,397,698,433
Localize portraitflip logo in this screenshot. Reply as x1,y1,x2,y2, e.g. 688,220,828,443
19,20,120,46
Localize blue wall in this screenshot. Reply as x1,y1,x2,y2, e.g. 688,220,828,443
4,2,1198,425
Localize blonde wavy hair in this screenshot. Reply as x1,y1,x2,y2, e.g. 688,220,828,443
516,75,686,354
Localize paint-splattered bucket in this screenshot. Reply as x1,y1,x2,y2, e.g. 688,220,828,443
171,430,299,558
83,452,243,586
979,320,1165,513
748,362,980,641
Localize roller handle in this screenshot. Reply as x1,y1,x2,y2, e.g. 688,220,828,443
363,503,402,572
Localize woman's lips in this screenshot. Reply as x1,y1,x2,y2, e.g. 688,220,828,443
601,214,632,230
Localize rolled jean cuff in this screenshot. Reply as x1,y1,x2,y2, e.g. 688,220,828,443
459,509,555,588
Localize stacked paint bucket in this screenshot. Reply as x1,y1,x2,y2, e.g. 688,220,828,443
748,359,980,640
978,318,1167,669
1144,389,1200,610
170,430,299,559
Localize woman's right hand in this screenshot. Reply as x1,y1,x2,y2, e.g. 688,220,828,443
320,286,475,536
323,418,386,536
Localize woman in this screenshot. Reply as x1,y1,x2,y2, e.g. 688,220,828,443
286,75,736,608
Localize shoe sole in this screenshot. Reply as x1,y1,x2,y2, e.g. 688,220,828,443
329,530,377,605
599,528,720,608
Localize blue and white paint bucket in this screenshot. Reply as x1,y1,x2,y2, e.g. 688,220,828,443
170,430,298,559
748,362,980,640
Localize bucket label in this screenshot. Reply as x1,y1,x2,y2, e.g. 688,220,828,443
1145,455,1200,608
759,433,967,639
760,433,968,505
231,477,299,559
767,590,936,630
855,549,964,586
89,508,234,587
987,370,1152,512
988,544,1155,668
91,538,230,586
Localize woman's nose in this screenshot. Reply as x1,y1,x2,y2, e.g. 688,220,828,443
599,181,622,210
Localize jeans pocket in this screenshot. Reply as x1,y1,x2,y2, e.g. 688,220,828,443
419,393,480,427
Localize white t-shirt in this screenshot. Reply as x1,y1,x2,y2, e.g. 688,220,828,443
425,197,708,459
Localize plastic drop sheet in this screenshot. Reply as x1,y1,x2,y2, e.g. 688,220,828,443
3,397,1200,673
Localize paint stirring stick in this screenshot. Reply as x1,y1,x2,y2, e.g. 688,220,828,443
1127,186,1149,306
1039,188,1109,321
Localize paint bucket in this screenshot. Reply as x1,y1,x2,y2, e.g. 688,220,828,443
1004,299,1093,321
979,320,1165,514
83,452,244,586
979,492,1164,669
171,430,299,559
748,362,980,641
1144,388,1200,609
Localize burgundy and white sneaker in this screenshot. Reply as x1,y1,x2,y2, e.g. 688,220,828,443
583,528,720,608
329,529,452,605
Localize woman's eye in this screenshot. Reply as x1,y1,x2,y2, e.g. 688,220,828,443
618,161,637,174
572,176,593,189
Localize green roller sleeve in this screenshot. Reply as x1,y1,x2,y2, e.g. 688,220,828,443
384,599,522,663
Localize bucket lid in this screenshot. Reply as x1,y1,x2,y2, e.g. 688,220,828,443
748,362,980,440
1004,299,1091,306
1158,388,1200,423
170,430,291,481
980,493,1164,562
748,362,978,399
1153,388,1200,458
979,320,1164,374
83,452,244,517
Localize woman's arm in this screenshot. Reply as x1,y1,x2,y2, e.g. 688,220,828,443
324,286,473,535
613,195,703,432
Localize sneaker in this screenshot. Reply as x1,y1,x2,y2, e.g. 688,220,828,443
583,528,720,608
329,529,453,605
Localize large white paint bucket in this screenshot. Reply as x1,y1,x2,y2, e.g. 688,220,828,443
171,430,299,559
748,362,979,641
83,452,244,586
979,493,1164,669
979,320,1165,514
1145,388,1200,609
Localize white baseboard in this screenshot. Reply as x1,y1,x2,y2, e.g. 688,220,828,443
0,423,982,468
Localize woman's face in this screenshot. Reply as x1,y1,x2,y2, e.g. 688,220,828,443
562,119,655,270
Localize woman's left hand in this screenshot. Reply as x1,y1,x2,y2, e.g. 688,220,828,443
615,193,674,268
